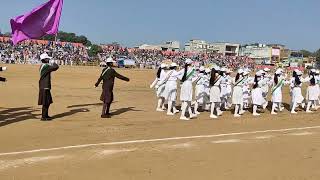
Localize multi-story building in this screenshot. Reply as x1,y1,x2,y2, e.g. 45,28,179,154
136,41,180,51
239,44,286,64
207,42,240,56
184,39,208,52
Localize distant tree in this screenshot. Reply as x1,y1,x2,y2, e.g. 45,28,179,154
42,31,92,46
299,50,313,57
88,44,103,57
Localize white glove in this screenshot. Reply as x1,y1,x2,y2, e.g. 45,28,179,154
2,67,7,71
49,60,55,65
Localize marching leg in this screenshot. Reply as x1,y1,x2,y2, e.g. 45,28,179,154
271,103,277,115
194,102,200,115
167,101,174,115
253,105,260,116
156,98,164,112
234,105,241,118
180,102,189,121
188,102,197,119
291,102,297,114
306,101,313,113
210,103,217,119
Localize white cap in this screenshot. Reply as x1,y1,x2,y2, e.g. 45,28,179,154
213,65,220,71
160,63,168,68
238,69,244,74
1,67,7,71
170,62,178,67
275,68,283,75
295,70,302,75
263,67,270,72
40,53,52,60
106,57,115,63
199,66,205,72
205,68,211,73
243,70,250,76
316,70,320,74
256,71,263,76
185,59,193,65
310,69,316,73
226,69,233,74
220,67,227,72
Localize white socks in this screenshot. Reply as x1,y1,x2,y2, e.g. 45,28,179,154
253,105,260,116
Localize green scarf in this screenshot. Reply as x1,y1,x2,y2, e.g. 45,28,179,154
272,79,284,94
186,69,195,80
40,64,49,77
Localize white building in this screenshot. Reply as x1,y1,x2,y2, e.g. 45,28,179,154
239,44,281,64
208,42,240,56
184,39,208,52
136,41,180,51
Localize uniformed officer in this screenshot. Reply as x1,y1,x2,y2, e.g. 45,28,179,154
0,66,7,82
38,53,59,121
95,57,130,118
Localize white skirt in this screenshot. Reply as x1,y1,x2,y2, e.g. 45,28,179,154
220,84,228,98
306,86,319,101
195,84,205,103
210,86,221,103
180,81,193,102
232,86,243,105
272,87,282,103
165,81,177,101
292,87,304,104
252,88,266,106
156,84,166,98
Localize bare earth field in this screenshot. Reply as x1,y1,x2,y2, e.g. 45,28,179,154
0,64,320,180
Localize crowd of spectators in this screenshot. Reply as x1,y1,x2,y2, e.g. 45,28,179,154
100,45,255,70
0,37,89,65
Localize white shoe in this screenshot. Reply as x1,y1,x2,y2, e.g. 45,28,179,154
234,114,241,118
301,103,305,109
167,112,175,116
195,111,201,115
253,113,261,116
210,114,218,119
291,111,297,114
190,114,197,119
306,110,313,113
217,111,223,116
180,116,190,121
271,112,278,115
239,110,245,115
173,109,180,113
156,108,165,112
280,107,284,112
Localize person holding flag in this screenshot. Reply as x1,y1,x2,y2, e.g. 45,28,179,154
38,53,59,121
95,58,130,118
271,68,288,115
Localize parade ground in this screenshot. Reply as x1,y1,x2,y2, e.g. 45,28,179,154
1,64,320,180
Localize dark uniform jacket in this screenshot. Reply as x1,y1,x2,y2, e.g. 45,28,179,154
0,67,6,82
38,63,59,105
95,67,129,103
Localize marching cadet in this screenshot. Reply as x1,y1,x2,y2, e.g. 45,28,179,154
95,57,130,118
38,53,59,121
251,71,268,116
152,63,168,112
203,68,212,111
305,69,318,113
220,67,229,110
179,59,197,121
0,66,7,82
225,69,233,109
271,68,287,114
193,66,206,115
315,70,320,108
209,65,223,119
232,69,246,117
242,69,252,110
261,67,272,98
290,70,305,114
162,62,180,115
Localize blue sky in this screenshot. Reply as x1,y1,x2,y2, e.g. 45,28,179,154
0,0,319,51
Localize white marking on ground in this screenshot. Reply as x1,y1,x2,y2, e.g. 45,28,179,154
0,155,64,171
1,126,320,156
288,132,314,136
255,135,274,139
212,139,242,144
93,148,136,158
168,142,194,149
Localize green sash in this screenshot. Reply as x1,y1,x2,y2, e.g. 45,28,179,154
100,67,110,77
235,77,245,86
272,79,284,94
40,64,49,77
186,69,195,80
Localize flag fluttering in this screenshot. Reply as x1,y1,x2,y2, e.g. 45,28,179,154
10,0,63,45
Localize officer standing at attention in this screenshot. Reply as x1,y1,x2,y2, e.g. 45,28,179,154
95,57,130,118
38,53,59,121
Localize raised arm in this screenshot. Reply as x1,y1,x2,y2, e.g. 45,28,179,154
0,77,6,82
47,63,59,73
114,70,130,82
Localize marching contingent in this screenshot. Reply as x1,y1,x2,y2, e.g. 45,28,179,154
150,59,320,121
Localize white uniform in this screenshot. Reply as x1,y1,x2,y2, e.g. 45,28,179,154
252,79,267,106
305,76,319,101
203,74,211,103
210,76,222,103
261,74,271,97
290,77,304,104
179,67,196,102
220,75,229,101
243,77,254,107
156,70,167,98
194,73,206,104
271,76,286,103
164,70,180,101
232,77,246,105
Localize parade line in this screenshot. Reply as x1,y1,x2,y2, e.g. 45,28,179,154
1,125,320,156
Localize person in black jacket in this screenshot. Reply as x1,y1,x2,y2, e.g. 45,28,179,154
95,57,130,118
0,66,7,82
38,53,59,121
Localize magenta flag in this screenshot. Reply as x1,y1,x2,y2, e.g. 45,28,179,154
10,0,63,45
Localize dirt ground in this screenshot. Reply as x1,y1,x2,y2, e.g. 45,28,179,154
0,64,320,180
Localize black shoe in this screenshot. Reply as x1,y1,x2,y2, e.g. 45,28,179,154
101,114,111,119
46,116,53,120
